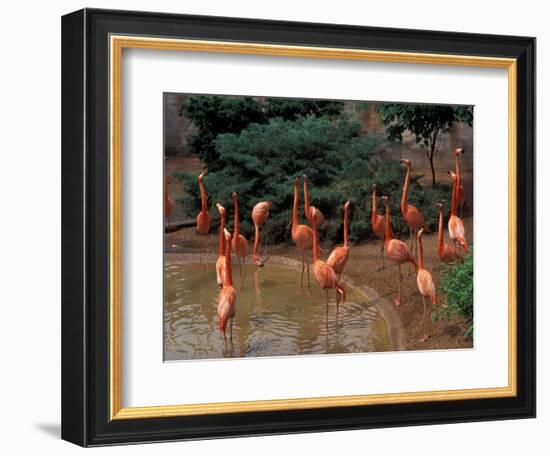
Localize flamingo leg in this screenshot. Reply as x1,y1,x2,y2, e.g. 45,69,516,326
324,289,329,330
253,223,261,266
300,250,305,291
408,229,414,275
394,263,403,306
421,297,429,342
306,259,311,294
237,256,243,280
378,242,385,271
264,219,269,258
229,317,234,341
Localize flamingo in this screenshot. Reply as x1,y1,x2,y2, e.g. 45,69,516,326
196,172,210,234
327,201,351,282
416,228,436,342
291,177,314,292
164,177,173,218
371,184,386,270
231,192,249,280
215,203,227,288
400,159,426,267
217,228,237,341
311,208,346,312
303,175,325,226
435,202,464,264
454,148,466,217
251,201,272,267
195,172,210,264
381,196,417,306
448,171,468,251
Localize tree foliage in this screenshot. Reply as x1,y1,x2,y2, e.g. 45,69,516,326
180,96,345,168
377,103,473,187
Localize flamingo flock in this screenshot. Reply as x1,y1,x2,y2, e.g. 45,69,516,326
180,148,468,343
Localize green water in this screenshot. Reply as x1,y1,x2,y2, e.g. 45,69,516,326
164,263,391,360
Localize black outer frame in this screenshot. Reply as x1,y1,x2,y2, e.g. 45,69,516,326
61,8,536,447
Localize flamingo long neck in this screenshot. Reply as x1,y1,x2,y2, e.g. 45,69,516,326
455,154,461,186
233,196,240,237
343,205,349,247
437,207,444,254
303,179,311,218
450,177,457,216
292,182,299,232
312,219,319,263
372,189,377,225
418,234,424,270
219,212,226,256
401,166,410,215
225,235,233,287
384,203,392,241
198,177,207,213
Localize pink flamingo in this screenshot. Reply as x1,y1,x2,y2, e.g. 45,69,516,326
231,192,249,279
435,202,463,264
196,172,210,234
454,148,466,217
371,184,386,270
448,171,468,251
217,228,237,340
303,175,325,226
327,201,351,282
416,228,436,342
164,177,173,218
292,177,314,292
400,159,426,266
381,196,417,306
196,172,210,264
251,201,272,267
215,203,227,288
312,208,346,311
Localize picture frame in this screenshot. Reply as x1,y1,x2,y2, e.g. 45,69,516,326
61,8,535,447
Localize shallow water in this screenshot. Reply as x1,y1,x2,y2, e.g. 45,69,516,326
164,262,391,360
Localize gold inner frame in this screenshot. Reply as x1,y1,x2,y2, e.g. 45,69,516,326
109,35,517,420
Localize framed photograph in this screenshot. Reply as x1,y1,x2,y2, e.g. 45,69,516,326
62,8,535,446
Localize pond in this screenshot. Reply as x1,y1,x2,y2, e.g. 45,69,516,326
164,262,391,360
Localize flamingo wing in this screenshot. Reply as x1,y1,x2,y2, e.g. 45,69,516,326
215,255,226,287
372,215,386,239
252,202,271,225
292,224,314,251
217,286,237,331
386,239,415,265
327,245,350,274
196,211,210,234
404,204,425,230
314,260,337,289
417,269,436,303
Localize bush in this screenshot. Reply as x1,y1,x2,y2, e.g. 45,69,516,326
180,96,345,169
435,250,474,339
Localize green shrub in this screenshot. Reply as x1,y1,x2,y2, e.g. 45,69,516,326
435,250,474,339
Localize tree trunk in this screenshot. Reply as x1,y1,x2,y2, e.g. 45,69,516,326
429,154,436,188
428,128,440,188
